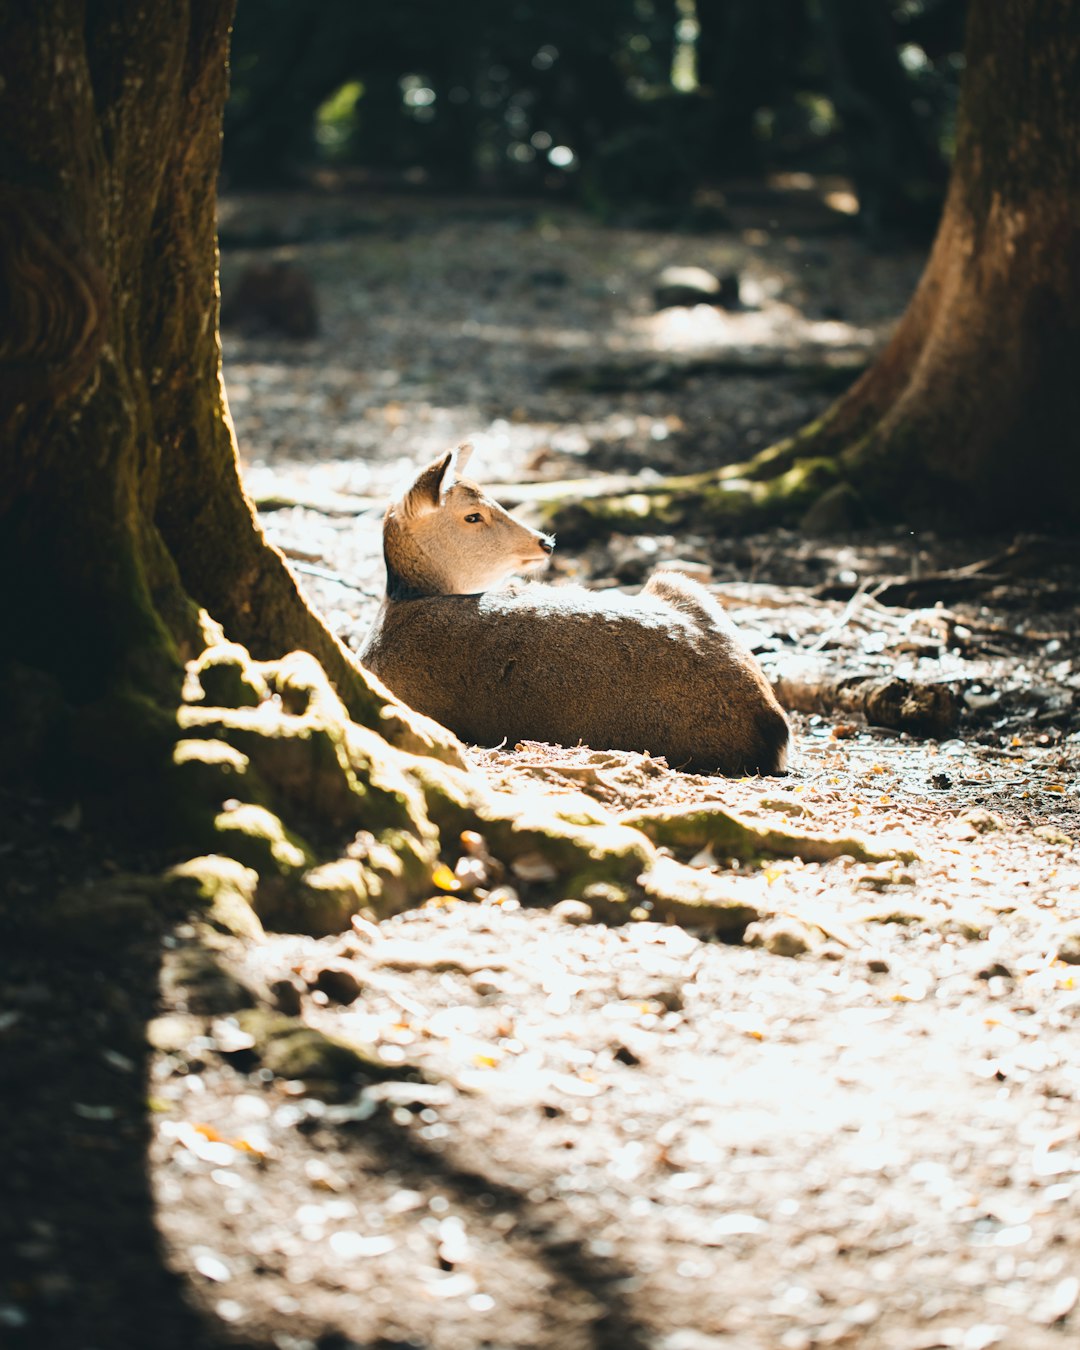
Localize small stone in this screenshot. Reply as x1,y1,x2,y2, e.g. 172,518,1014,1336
1034,1274,1080,1325
146,1014,204,1054
745,917,817,958
269,976,304,1016
612,1039,641,1066
958,807,1006,834
210,1019,257,1055
471,970,511,997
866,956,890,974
618,982,684,1011
977,962,1013,981
311,962,362,1005
654,265,738,310
1034,824,1074,847
1057,922,1080,965
510,852,558,883
552,899,594,925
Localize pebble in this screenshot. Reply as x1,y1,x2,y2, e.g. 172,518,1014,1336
745,917,817,958
1056,921,1080,964
310,962,362,1005
270,976,304,1015
552,899,594,925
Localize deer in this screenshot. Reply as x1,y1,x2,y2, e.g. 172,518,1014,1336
359,444,791,775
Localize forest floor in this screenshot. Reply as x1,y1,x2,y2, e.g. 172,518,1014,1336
3,188,1080,1350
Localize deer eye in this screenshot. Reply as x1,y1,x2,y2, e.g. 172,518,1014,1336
464,512,483,524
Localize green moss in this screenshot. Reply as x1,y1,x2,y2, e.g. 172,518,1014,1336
539,449,844,541
166,854,264,940
621,804,917,866
638,856,761,935
190,642,270,708
234,1008,393,1087
213,801,314,874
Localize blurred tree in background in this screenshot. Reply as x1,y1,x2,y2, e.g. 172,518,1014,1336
224,0,968,235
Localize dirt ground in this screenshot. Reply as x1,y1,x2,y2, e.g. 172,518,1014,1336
3,189,1079,1350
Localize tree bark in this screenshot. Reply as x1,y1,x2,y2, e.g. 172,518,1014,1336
546,0,1080,538
0,1,453,831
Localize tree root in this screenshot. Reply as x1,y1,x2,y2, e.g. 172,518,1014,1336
620,802,918,866
536,445,844,544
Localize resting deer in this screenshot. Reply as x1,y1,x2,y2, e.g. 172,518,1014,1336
359,444,790,775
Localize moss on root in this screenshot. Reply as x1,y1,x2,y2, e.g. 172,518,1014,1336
621,803,918,867
538,445,845,542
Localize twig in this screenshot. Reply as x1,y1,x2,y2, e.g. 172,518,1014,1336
804,578,902,652
287,559,382,598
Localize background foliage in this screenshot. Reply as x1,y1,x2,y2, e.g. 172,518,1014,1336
225,0,968,234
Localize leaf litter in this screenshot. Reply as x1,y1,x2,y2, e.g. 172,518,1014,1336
143,191,1080,1350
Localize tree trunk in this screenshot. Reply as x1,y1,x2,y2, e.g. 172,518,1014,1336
0,1,460,910
546,0,1080,539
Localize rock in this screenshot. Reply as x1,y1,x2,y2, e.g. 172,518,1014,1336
575,882,631,919
745,916,818,958
221,261,318,338
470,969,513,997
269,976,304,1015
654,265,739,310
310,961,363,1005
957,807,1006,835
1058,922,1080,965
977,961,1014,980
510,852,559,883
617,978,684,1011
551,899,594,925
1033,824,1074,846
234,1009,386,1086
146,1014,204,1054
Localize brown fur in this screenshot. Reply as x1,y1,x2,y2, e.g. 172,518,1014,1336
360,447,791,775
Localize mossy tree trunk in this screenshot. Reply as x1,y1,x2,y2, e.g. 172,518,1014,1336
0,1,445,796
547,0,1080,540
0,0,467,919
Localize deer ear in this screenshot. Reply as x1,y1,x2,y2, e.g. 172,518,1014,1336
400,442,473,516
401,450,453,517
449,440,473,480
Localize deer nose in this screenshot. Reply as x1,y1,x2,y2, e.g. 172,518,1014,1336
539,536,555,554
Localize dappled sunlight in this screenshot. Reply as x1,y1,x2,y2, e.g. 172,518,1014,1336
221,192,924,514
630,295,880,357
